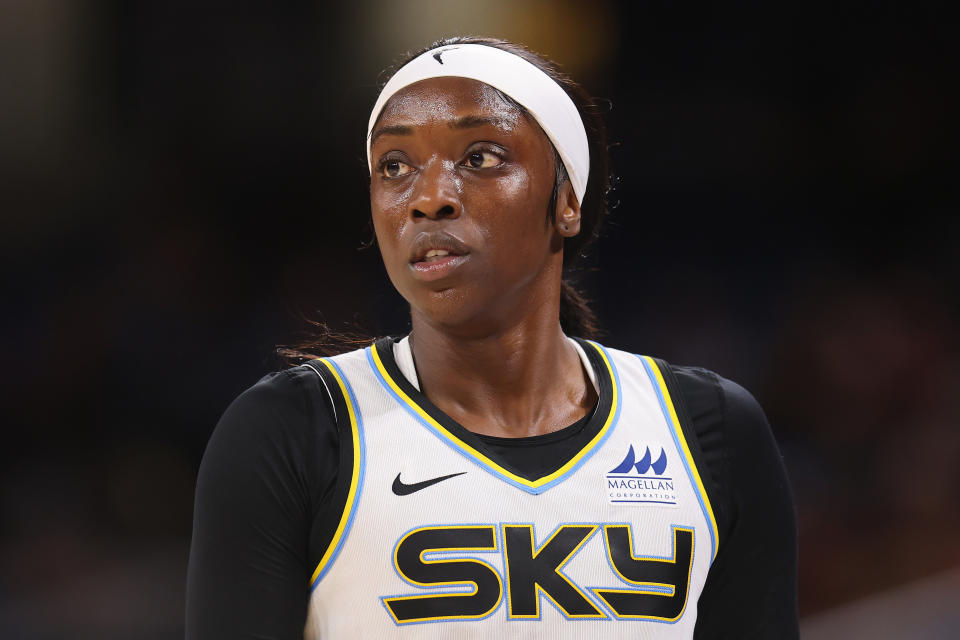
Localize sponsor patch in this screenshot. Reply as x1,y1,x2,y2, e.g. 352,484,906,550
605,444,678,507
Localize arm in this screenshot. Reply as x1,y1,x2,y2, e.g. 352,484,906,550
186,367,338,640
673,368,799,639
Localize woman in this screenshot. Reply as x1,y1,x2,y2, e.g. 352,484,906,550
186,36,798,638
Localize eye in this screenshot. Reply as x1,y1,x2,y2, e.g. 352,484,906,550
464,150,502,169
381,159,413,178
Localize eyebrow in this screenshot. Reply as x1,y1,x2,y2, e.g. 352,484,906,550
369,115,512,147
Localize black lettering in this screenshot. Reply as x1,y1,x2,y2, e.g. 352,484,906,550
503,525,604,618
383,526,501,623
594,526,694,620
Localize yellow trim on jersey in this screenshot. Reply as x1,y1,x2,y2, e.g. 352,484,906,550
641,356,719,560
309,358,362,586
370,341,619,491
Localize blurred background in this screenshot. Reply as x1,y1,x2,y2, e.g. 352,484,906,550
1,0,957,637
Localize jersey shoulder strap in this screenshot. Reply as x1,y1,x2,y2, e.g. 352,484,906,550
648,359,707,471
300,357,364,590
647,356,723,552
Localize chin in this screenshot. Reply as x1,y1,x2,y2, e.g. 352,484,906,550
410,287,502,336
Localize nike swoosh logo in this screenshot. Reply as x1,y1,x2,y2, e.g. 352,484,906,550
392,472,466,496
432,46,459,64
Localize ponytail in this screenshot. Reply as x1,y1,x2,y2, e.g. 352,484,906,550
559,279,601,340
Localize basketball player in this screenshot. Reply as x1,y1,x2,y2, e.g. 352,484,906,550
186,37,799,638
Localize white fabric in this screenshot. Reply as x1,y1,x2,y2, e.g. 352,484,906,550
366,43,590,204
393,334,598,393
305,342,714,638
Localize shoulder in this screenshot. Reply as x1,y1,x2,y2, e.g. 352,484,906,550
665,363,785,494
657,360,784,493
229,366,321,414
666,363,771,444
199,364,340,491
211,365,329,446
596,344,770,441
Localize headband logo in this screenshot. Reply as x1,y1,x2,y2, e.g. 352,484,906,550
432,46,459,65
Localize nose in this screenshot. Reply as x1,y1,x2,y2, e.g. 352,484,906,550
409,158,461,220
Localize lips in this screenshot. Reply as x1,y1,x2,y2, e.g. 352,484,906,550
408,231,471,264
407,231,471,281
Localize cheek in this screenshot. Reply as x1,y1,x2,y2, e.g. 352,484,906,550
492,169,532,205
473,170,549,247
370,186,410,252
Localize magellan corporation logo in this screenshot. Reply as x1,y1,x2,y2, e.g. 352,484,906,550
605,445,678,506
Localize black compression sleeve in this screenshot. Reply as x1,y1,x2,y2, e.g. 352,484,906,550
673,368,799,639
185,367,338,640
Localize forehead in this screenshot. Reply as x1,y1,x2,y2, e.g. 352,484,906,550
374,76,525,129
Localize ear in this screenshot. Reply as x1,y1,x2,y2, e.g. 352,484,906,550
553,180,581,238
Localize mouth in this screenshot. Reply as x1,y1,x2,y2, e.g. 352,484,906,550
409,250,470,280
408,232,471,280
413,248,463,263
408,232,471,264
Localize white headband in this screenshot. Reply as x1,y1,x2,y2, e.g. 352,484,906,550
366,43,590,204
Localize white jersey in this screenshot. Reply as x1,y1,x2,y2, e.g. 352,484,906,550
303,337,718,639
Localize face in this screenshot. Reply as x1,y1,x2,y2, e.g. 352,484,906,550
369,76,579,330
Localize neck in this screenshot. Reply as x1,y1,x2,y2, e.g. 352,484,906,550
408,306,596,438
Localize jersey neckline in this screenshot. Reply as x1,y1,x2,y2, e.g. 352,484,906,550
475,403,595,447
366,335,622,495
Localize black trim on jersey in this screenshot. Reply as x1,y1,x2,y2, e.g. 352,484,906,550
301,359,356,587
373,336,614,483
650,357,723,529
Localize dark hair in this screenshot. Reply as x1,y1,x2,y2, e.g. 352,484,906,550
279,36,612,362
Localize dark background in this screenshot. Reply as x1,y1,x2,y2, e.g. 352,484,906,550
2,1,957,637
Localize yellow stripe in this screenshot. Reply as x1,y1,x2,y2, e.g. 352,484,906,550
370,341,618,490
642,356,719,559
310,358,362,585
